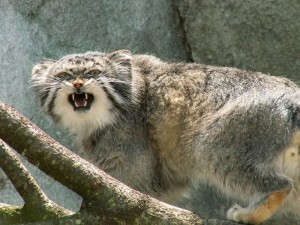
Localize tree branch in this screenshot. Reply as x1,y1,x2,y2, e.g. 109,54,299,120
0,101,238,225
0,139,71,224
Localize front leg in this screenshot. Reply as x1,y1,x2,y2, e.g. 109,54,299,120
227,187,291,224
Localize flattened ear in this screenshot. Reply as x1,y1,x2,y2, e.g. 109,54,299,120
31,59,55,80
107,50,132,66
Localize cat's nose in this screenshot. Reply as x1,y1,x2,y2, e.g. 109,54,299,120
73,78,84,89
73,82,83,89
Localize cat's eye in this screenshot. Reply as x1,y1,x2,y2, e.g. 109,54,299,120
88,69,101,76
56,72,71,79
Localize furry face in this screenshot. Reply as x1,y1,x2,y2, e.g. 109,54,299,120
31,50,133,137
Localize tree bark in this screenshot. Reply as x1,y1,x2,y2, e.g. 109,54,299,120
0,101,237,225
0,139,71,224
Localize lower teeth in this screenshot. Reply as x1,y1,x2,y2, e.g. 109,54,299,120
72,93,89,108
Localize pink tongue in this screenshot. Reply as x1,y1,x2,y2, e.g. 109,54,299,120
74,94,86,107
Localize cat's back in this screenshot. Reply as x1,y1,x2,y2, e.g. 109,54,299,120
131,55,300,177
132,55,298,121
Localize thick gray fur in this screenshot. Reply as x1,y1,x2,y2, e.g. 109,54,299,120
31,50,300,224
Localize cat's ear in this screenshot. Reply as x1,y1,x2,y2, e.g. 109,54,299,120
107,50,132,67
32,59,56,80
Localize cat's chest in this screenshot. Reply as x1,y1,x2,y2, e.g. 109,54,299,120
79,125,149,159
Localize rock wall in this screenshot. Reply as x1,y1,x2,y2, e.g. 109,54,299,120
0,0,299,223
175,0,300,80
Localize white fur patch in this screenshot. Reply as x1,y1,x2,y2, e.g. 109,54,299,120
53,81,116,139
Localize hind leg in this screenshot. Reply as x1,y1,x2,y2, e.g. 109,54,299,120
226,131,300,224
227,186,291,224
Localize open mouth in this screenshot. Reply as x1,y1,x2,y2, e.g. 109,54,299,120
68,93,94,111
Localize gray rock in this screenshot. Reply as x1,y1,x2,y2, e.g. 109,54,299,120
175,0,300,80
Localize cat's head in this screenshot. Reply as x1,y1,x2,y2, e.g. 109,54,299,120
31,50,133,135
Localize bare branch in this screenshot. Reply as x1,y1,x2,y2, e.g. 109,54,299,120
1,139,50,206
0,139,71,223
0,101,239,224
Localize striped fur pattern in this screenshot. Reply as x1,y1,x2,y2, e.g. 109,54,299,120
32,50,300,224
31,50,135,139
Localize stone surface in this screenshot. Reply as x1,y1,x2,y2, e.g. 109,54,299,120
175,0,300,80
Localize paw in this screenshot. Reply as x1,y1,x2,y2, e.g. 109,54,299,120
227,205,263,224
227,204,255,224
227,204,244,222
